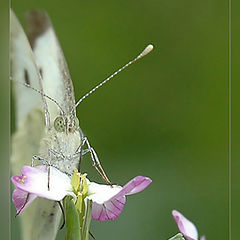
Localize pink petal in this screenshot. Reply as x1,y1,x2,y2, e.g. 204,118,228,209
116,176,152,197
12,188,37,215
91,195,126,221
172,210,198,240
90,176,152,221
11,165,74,201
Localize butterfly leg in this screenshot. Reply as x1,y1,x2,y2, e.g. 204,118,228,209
43,148,65,190
15,192,30,216
82,137,112,185
31,155,49,166
49,148,65,159
57,201,65,230
31,156,35,167
47,165,51,190
31,155,51,190
47,149,54,191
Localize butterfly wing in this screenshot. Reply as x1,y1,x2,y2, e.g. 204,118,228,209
11,10,62,240
10,10,43,129
26,10,76,120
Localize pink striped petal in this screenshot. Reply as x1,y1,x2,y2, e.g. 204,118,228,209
12,188,37,215
172,210,198,240
88,176,152,221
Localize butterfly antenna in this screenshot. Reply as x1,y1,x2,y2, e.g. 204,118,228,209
75,44,154,108
11,77,65,114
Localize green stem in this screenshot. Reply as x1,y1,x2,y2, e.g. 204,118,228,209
82,199,92,240
64,197,81,240
168,233,185,240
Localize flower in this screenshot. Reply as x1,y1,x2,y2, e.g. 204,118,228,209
172,210,206,240
11,165,75,215
12,165,152,220
87,175,152,221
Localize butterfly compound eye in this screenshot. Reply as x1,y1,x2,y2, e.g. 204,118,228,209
54,116,65,132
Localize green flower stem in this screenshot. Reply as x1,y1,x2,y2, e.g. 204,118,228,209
168,233,185,240
64,196,81,240
82,199,92,240
64,172,92,240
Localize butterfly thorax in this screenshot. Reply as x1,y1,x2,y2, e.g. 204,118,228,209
39,114,82,175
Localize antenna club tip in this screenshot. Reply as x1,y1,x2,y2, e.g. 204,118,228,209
141,44,154,57
147,44,154,51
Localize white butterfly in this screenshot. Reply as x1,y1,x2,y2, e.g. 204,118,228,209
11,9,153,240
11,9,109,240
11,10,111,184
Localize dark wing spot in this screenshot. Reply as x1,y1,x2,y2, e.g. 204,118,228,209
24,69,30,85
41,210,47,218
26,10,51,48
48,212,55,223
39,68,43,78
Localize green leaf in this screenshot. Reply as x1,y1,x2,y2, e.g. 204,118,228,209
82,199,92,240
168,233,185,240
64,196,81,240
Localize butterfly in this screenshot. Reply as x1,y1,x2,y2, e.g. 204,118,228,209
11,9,153,240
11,10,111,186
10,9,110,240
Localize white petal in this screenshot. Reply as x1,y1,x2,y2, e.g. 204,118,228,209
87,181,122,204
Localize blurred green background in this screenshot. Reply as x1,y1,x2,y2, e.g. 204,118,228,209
232,1,240,239
11,0,230,239
0,0,9,240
